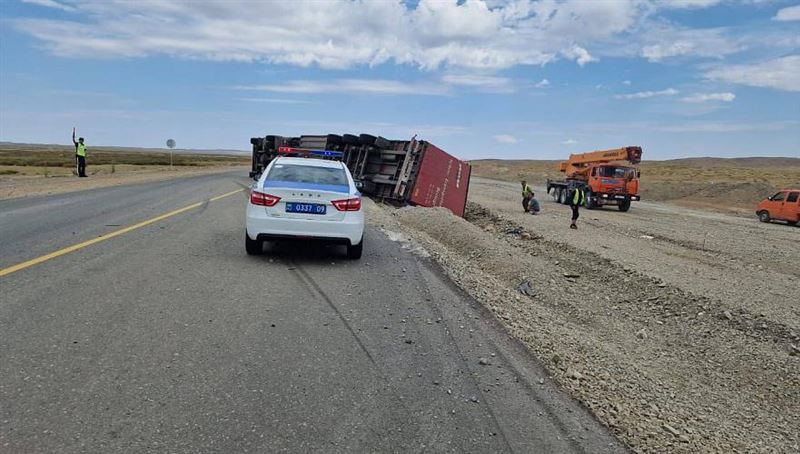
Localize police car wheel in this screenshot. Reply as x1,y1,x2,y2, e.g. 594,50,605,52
347,238,363,260
245,232,263,255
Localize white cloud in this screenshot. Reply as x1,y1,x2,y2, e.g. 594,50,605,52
705,56,800,92
534,78,550,88
680,92,735,103
774,5,800,21
10,0,652,70
615,88,679,99
561,139,578,145
623,80,632,85
12,0,798,79
233,79,449,96
441,74,513,92
21,0,75,11
653,0,721,9
640,26,742,61
562,45,597,66
494,134,518,144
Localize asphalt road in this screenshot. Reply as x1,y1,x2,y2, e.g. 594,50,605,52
0,171,625,453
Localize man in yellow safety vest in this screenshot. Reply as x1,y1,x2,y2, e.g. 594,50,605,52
569,186,585,229
521,180,533,212
72,127,87,177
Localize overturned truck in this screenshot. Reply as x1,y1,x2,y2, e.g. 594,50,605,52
249,133,471,217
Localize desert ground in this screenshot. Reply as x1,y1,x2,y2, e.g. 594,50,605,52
471,156,800,215
372,175,798,453
0,142,249,199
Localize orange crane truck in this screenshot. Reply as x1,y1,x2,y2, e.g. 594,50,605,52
546,146,642,212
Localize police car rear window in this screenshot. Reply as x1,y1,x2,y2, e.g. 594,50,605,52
266,164,347,186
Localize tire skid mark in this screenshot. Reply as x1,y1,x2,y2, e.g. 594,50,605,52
411,252,591,454
285,258,420,438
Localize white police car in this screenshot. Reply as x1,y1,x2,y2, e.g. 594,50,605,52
245,150,364,259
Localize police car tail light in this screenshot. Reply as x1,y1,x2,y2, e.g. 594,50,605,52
332,197,361,211
251,190,281,207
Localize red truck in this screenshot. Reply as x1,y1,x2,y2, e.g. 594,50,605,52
249,134,471,217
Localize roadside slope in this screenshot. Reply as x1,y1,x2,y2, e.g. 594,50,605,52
375,178,799,453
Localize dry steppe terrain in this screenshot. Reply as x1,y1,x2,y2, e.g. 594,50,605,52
471,156,800,215
0,142,249,199
371,174,799,453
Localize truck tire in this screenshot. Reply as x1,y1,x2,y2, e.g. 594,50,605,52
618,199,631,212
585,191,596,209
245,232,262,255
359,134,377,146
347,238,363,260
342,134,360,145
558,188,567,204
758,211,770,223
374,136,391,149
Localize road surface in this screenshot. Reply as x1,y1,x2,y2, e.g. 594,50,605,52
0,171,624,453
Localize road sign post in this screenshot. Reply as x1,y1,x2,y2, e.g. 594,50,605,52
166,139,176,169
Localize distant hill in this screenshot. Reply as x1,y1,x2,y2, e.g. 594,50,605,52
659,157,800,168
470,156,800,167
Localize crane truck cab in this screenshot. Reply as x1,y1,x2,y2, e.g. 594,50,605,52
547,146,642,212
756,189,799,225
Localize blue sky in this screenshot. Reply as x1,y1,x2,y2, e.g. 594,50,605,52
0,0,798,160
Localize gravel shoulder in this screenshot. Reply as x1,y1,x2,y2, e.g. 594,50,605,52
370,177,799,453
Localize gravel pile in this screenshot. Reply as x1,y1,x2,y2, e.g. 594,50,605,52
367,201,799,454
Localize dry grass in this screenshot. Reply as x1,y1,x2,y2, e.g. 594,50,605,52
471,157,800,214
0,143,249,168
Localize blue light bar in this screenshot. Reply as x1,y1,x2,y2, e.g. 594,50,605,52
277,146,343,158
310,149,343,157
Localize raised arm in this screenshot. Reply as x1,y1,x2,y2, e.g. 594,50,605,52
72,127,77,146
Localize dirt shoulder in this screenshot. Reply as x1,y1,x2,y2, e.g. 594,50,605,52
0,165,248,200
366,178,799,453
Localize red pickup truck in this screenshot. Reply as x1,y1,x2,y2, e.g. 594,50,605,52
756,189,799,225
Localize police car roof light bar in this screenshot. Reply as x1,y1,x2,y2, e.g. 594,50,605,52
277,146,343,159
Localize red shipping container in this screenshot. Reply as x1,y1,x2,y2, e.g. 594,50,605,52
409,143,472,217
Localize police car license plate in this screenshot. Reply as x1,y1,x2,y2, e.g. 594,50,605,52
285,203,326,215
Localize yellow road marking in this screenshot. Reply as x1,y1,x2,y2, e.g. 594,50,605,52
0,188,243,278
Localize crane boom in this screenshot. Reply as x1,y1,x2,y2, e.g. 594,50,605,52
559,146,642,172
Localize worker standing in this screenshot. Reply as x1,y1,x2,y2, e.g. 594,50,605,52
521,180,533,212
72,127,87,177
569,186,585,229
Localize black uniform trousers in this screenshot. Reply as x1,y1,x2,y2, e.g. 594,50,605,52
76,155,86,177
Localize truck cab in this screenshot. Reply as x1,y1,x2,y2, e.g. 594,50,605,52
588,165,640,201
757,189,799,225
